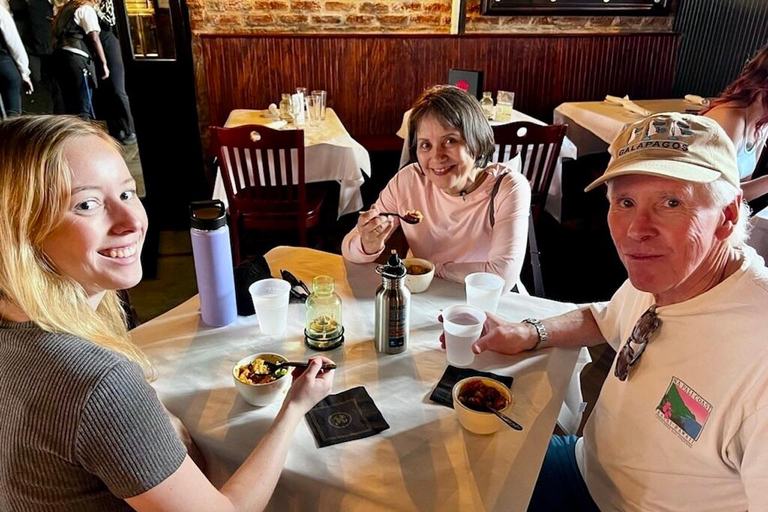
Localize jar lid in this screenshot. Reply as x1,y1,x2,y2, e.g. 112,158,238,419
190,200,227,230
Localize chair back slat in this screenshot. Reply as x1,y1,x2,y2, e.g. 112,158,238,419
492,122,567,223
211,124,306,209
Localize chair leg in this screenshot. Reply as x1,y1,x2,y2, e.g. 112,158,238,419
231,217,242,266
298,223,308,248
528,215,545,297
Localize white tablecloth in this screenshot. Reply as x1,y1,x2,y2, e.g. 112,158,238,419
749,207,768,262
553,98,705,158
213,108,372,218
397,110,577,223
131,247,586,512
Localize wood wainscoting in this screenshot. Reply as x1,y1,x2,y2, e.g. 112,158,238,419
201,33,681,149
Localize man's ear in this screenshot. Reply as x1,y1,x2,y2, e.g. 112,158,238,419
716,195,741,241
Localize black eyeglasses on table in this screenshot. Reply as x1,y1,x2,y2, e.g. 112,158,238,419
614,305,661,382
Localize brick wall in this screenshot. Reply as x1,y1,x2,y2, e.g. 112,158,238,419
188,0,675,34
190,0,675,164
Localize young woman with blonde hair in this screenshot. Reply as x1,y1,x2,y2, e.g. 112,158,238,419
0,115,334,512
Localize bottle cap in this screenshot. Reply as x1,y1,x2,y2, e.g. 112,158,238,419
190,200,227,230
381,250,406,279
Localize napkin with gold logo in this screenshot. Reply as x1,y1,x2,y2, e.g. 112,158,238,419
430,365,513,408
305,387,389,448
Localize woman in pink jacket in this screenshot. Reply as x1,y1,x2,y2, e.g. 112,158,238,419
342,85,531,291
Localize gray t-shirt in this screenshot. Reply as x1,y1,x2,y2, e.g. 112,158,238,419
0,320,187,511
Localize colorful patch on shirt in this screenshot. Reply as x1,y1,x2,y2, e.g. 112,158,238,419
655,377,712,446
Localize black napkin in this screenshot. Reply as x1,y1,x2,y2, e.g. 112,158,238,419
305,387,390,448
430,365,514,408
233,255,272,316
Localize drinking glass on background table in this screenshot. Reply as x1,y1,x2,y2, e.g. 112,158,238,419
306,95,321,128
443,305,486,367
311,90,327,120
496,91,515,123
249,279,291,335
465,272,505,314
296,87,308,115
291,92,305,126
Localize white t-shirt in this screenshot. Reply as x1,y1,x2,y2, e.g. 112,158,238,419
62,4,100,58
576,247,768,512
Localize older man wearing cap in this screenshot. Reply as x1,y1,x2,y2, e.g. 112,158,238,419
464,112,768,512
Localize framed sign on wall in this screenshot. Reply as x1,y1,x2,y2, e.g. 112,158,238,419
481,0,673,16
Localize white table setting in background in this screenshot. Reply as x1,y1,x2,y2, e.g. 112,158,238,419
131,247,587,512
554,97,708,158
396,109,577,223
212,108,372,219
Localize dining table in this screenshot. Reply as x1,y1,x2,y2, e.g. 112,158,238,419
553,98,708,158
130,247,588,512
212,108,372,219
396,109,577,223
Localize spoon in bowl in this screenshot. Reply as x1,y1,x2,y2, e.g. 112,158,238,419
253,360,337,377
484,402,523,431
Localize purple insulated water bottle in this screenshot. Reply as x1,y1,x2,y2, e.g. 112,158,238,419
190,201,237,327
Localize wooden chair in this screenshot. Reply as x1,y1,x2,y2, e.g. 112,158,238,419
491,122,568,297
210,125,326,265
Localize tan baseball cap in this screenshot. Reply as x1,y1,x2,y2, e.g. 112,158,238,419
584,112,740,192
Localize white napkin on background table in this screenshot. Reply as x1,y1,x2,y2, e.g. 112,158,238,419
605,95,652,117
684,94,711,106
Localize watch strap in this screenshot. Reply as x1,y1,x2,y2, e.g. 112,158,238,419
522,318,549,351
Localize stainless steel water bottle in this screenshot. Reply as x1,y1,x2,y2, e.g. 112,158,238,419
374,250,410,354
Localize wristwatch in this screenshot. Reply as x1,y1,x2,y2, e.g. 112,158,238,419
522,318,549,351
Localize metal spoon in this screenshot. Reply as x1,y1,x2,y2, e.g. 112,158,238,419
485,402,523,431
379,212,421,225
253,360,337,376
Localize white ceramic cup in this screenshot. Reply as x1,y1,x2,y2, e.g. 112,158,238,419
443,305,486,367
249,279,291,335
464,272,505,314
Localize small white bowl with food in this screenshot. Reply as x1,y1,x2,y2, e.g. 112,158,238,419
233,353,291,406
452,377,514,435
403,257,435,294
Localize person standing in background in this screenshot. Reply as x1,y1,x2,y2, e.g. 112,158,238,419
51,0,108,119
704,43,768,204
93,0,136,144
0,2,33,117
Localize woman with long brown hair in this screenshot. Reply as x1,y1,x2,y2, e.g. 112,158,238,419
704,43,768,202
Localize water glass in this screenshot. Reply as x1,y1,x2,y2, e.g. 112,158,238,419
291,92,305,126
465,272,505,314
249,279,291,335
306,95,322,127
311,89,327,120
443,305,486,367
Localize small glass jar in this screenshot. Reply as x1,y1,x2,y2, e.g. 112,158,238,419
279,93,293,122
304,275,344,350
480,91,494,120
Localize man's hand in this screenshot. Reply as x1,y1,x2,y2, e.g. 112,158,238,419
22,77,34,94
439,312,537,355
